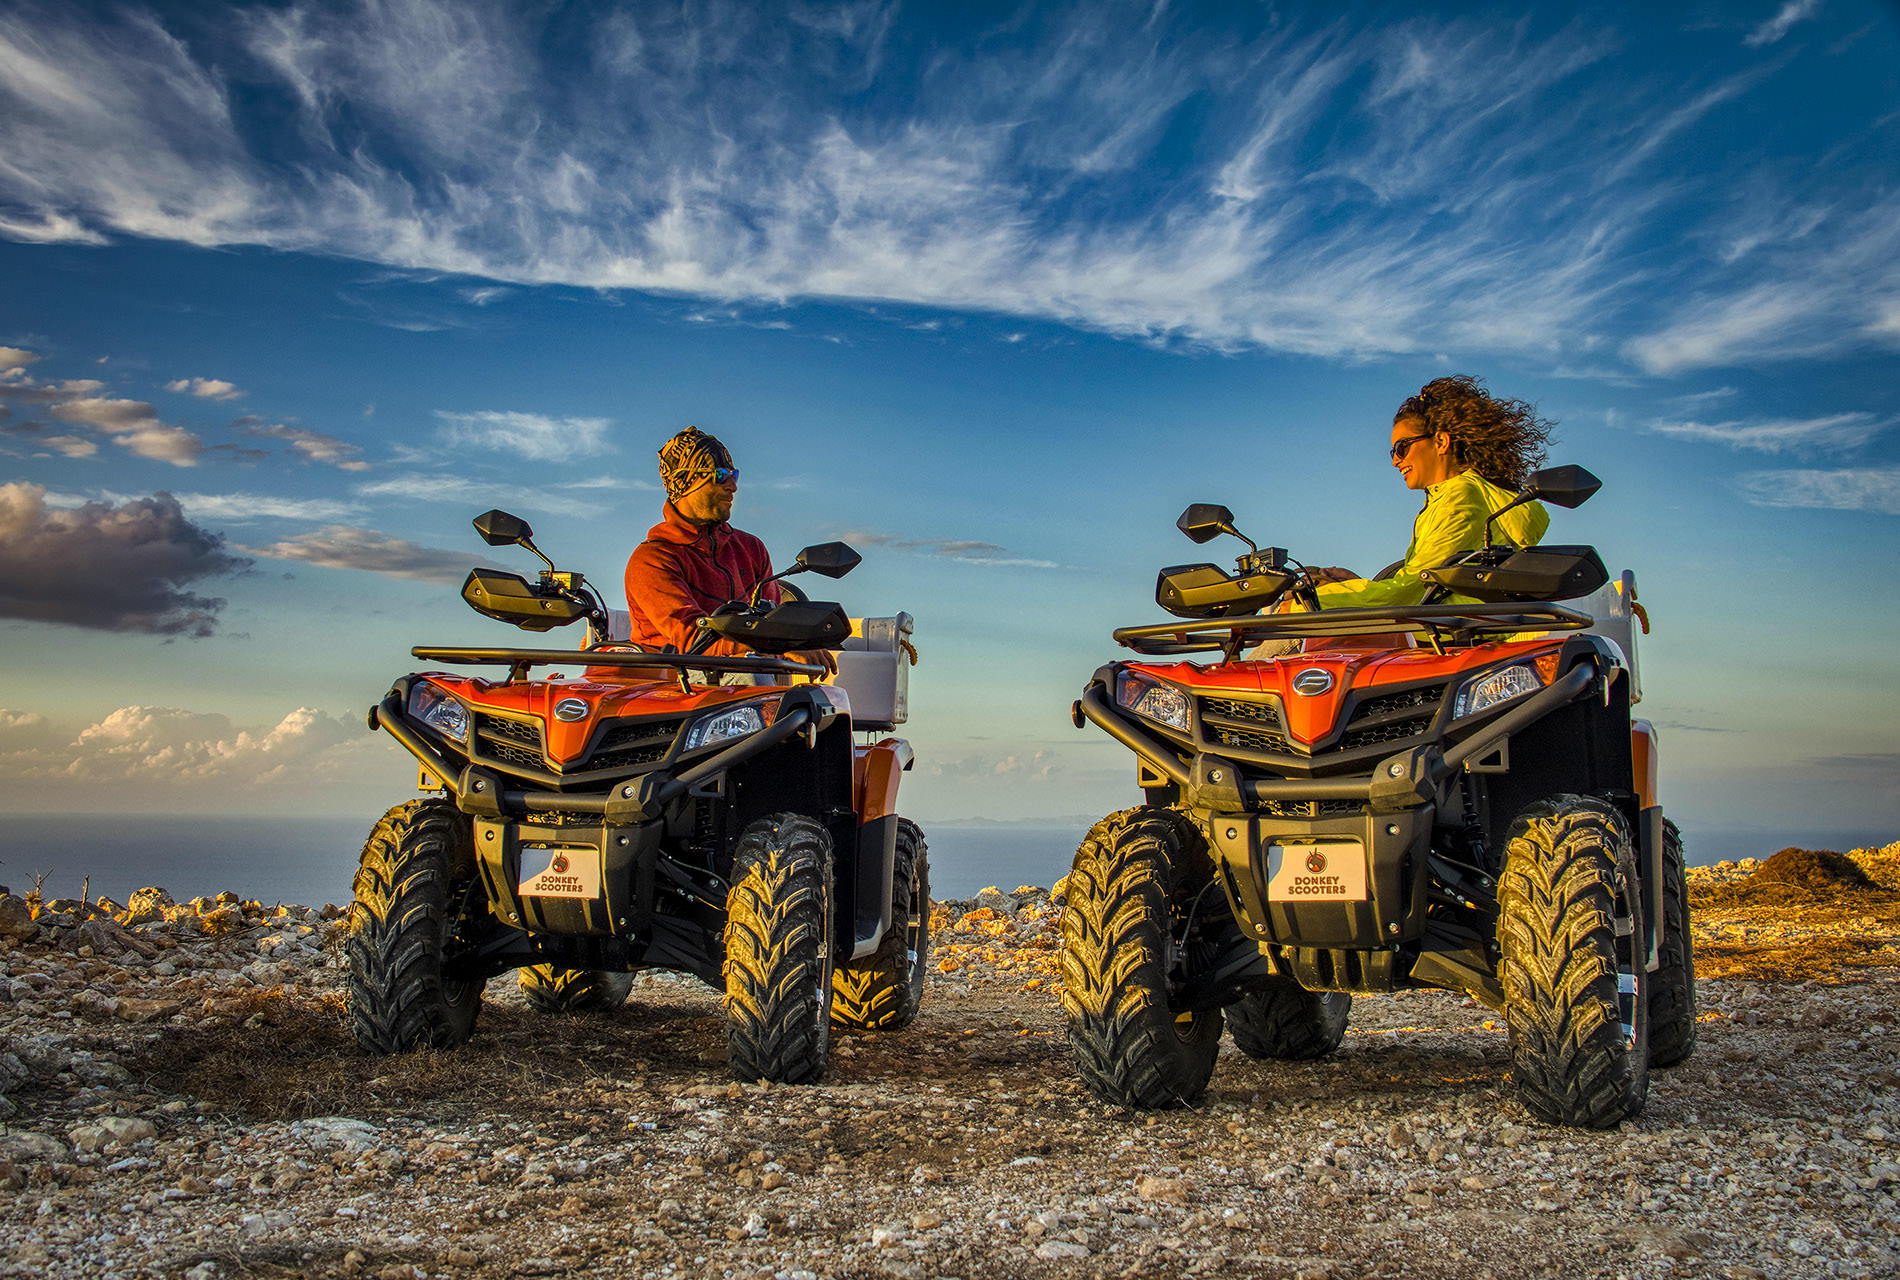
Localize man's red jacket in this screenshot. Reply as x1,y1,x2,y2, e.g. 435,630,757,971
623,503,782,655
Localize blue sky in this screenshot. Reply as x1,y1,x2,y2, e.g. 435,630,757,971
0,0,1896,854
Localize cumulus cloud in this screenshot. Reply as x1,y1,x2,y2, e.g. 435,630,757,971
0,347,39,374
0,483,250,634
47,395,204,465
241,421,370,470
0,704,357,786
433,410,611,461
841,529,1057,569
242,525,485,584
1646,413,1892,454
164,376,243,400
0,2,1889,372
1735,466,1900,515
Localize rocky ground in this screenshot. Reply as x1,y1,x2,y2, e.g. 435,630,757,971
1,844,1897,1280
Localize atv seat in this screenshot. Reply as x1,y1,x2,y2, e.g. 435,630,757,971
832,613,915,731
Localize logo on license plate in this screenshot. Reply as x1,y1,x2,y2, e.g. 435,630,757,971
518,845,601,899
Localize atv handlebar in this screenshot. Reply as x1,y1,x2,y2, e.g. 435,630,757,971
1113,601,1593,654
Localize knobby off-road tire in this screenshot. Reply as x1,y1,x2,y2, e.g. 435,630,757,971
724,813,835,1085
1227,978,1351,1060
1647,818,1698,1068
1059,807,1223,1109
346,799,483,1053
1499,795,1649,1128
832,819,931,1031
517,965,634,1015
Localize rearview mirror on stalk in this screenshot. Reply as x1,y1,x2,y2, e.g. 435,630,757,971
793,542,863,579
473,509,534,547
1177,503,1240,546
1523,465,1601,510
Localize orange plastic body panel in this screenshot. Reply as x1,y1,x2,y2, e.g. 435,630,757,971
422,672,767,768
1631,720,1659,810
1127,637,1567,745
852,738,908,823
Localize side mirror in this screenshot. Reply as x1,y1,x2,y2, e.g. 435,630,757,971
1177,503,1239,546
473,509,534,547
793,541,863,579
1524,465,1601,510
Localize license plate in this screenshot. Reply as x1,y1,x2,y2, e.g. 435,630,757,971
1266,841,1369,902
517,845,602,899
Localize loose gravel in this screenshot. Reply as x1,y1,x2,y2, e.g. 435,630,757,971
0,846,1896,1280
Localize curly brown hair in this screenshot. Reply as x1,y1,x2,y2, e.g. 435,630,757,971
1394,375,1555,491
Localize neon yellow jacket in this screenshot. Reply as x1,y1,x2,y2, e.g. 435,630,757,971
1313,470,1549,610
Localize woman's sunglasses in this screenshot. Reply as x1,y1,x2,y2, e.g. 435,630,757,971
1389,434,1433,462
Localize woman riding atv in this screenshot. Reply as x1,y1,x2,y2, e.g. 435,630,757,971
1306,375,1558,609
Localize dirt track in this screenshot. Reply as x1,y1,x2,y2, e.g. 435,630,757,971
1,848,1897,1280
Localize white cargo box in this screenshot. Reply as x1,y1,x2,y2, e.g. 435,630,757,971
833,612,915,730
1570,570,1643,704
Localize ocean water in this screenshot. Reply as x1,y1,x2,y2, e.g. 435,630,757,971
0,814,1884,909
0,814,1088,907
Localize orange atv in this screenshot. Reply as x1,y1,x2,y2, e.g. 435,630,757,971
348,510,925,1085
1059,467,1693,1128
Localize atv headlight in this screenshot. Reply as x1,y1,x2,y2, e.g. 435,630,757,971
1116,671,1191,734
407,682,470,743
683,699,778,751
1453,661,1551,719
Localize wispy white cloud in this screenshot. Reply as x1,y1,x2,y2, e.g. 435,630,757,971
354,472,597,516
1745,0,1822,48
164,376,243,400
1646,412,1892,454
241,525,483,584
841,528,1057,569
170,492,366,522
1736,466,1900,515
240,421,370,470
433,410,611,460
0,2,1890,373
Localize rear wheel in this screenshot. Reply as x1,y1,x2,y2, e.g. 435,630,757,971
518,965,634,1015
1499,795,1649,1128
832,819,931,1031
724,813,835,1085
345,800,483,1053
1647,818,1698,1068
1227,979,1351,1060
1059,807,1222,1109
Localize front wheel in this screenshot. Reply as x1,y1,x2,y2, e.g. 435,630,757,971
1499,795,1649,1128
345,800,483,1053
832,819,931,1031
1058,808,1222,1108
724,813,835,1085
1227,979,1351,1060
518,965,634,1015
1647,818,1697,1068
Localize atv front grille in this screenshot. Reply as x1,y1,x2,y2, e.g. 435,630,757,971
1200,696,1292,754
475,713,546,769
1334,682,1446,753
1260,798,1365,818
579,716,684,773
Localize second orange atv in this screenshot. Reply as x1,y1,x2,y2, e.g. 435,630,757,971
347,510,926,1085
1060,467,1694,1128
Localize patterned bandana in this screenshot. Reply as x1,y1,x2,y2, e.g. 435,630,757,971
657,426,735,500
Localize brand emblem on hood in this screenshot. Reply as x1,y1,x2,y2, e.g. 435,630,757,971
1292,668,1335,696
553,698,589,722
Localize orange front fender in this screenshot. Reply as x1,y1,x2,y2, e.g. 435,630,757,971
852,737,914,823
